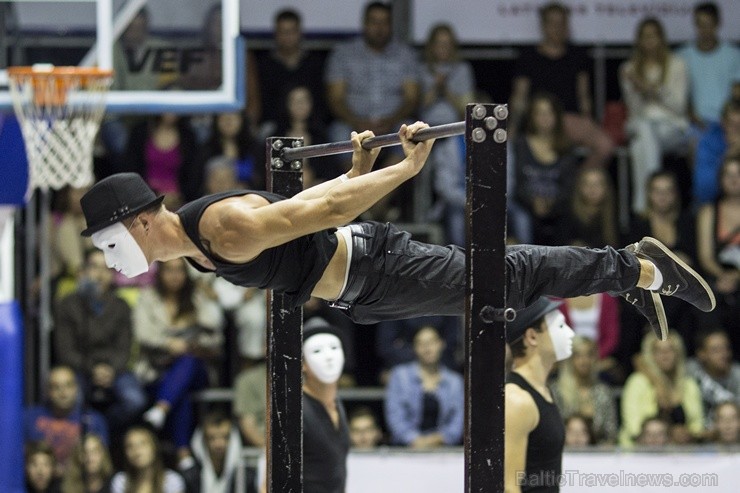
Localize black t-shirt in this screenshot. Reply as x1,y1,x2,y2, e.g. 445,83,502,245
513,45,591,113
303,393,350,493
257,50,328,125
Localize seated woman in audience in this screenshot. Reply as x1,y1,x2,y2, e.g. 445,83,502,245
636,416,671,447
697,155,740,340
274,85,341,185
552,336,618,444
554,166,619,248
620,332,704,447
204,111,262,190
61,434,113,493
110,427,185,493
385,325,464,448
126,113,201,207
711,401,739,445
619,17,689,213
25,441,60,493
564,414,595,448
133,258,224,467
512,92,578,245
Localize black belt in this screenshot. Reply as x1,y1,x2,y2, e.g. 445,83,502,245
328,224,370,310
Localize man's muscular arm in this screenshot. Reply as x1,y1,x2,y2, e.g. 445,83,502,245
505,383,539,493
201,123,434,263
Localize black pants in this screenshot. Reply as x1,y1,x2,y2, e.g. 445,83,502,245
338,222,640,324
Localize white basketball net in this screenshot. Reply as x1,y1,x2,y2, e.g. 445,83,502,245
8,67,112,191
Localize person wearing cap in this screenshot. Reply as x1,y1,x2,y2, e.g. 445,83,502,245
301,317,350,493
504,297,574,493
79,123,715,341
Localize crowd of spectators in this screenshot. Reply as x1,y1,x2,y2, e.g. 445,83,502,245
22,1,739,491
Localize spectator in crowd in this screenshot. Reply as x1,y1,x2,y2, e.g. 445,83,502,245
619,17,690,214
558,294,620,362
204,112,262,190
182,411,246,493
112,8,175,91
110,426,185,493
133,258,224,467
512,92,578,245
385,324,464,447
303,301,358,386
554,166,619,248
696,154,740,340
53,249,147,433
376,316,459,383
302,318,350,493
203,156,241,195
419,23,474,126
24,366,109,476
325,1,419,143
677,2,740,128
125,114,202,207
233,347,267,447
711,401,740,445
563,414,594,447
53,186,93,298
636,417,670,447
25,441,61,493
620,332,704,447
257,8,328,131
348,406,384,449
430,134,467,246
686,328,740,425
552,336,618,444
510,2,613,168
61,434,114,493
275,85,342,184
694,99,740,205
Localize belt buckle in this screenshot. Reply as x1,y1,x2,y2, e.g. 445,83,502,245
328,300,352,310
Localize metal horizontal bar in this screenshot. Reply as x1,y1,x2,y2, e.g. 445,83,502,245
280,121,465,161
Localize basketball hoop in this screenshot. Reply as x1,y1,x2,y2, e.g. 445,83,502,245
8,66,113,192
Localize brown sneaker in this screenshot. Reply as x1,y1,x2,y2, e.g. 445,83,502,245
626,237,716,312
621,289,668,340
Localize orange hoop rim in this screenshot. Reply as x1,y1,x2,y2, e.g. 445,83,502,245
7,66,113,80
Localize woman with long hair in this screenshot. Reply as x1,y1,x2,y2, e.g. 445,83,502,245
620,332,704,446
25,441,61,493
552,336,618,444
204,111,262,190
133,258,224,466
619,17,690,213
555,166,619,247
110,427,185,493
61,434,114,493
513,92,578,245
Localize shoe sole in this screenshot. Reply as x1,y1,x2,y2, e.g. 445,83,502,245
641,237,716,312
650,291,668,341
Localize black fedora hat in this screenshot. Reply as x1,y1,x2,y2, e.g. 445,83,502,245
506,297,563,344
303,317,345,348
80,173,164,237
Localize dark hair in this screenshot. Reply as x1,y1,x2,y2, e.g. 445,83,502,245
694,327,729,351
25,440,56,464
522,91,571,155
564,413,595,445
83,247,103,266
638,415,669,437
154,258,196,320
424,23,460,65
207,111,255,161
123,426,166,493
202,409,232,429
718,154,740,200
275,8,301,25
508,316,546,358
364,1,391,21
720,98,740,121
645,169,681,212
349,405,379,425
694,2,720,23
539,2,570,22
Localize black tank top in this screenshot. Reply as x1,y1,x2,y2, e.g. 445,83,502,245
507,372,564,493
176,190,338,310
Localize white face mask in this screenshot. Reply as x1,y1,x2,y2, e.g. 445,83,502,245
545,310,575,362
91,222,150,278
303,333,345,384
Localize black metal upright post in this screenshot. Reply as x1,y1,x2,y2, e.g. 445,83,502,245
464,103,509,492
265,137,305,492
